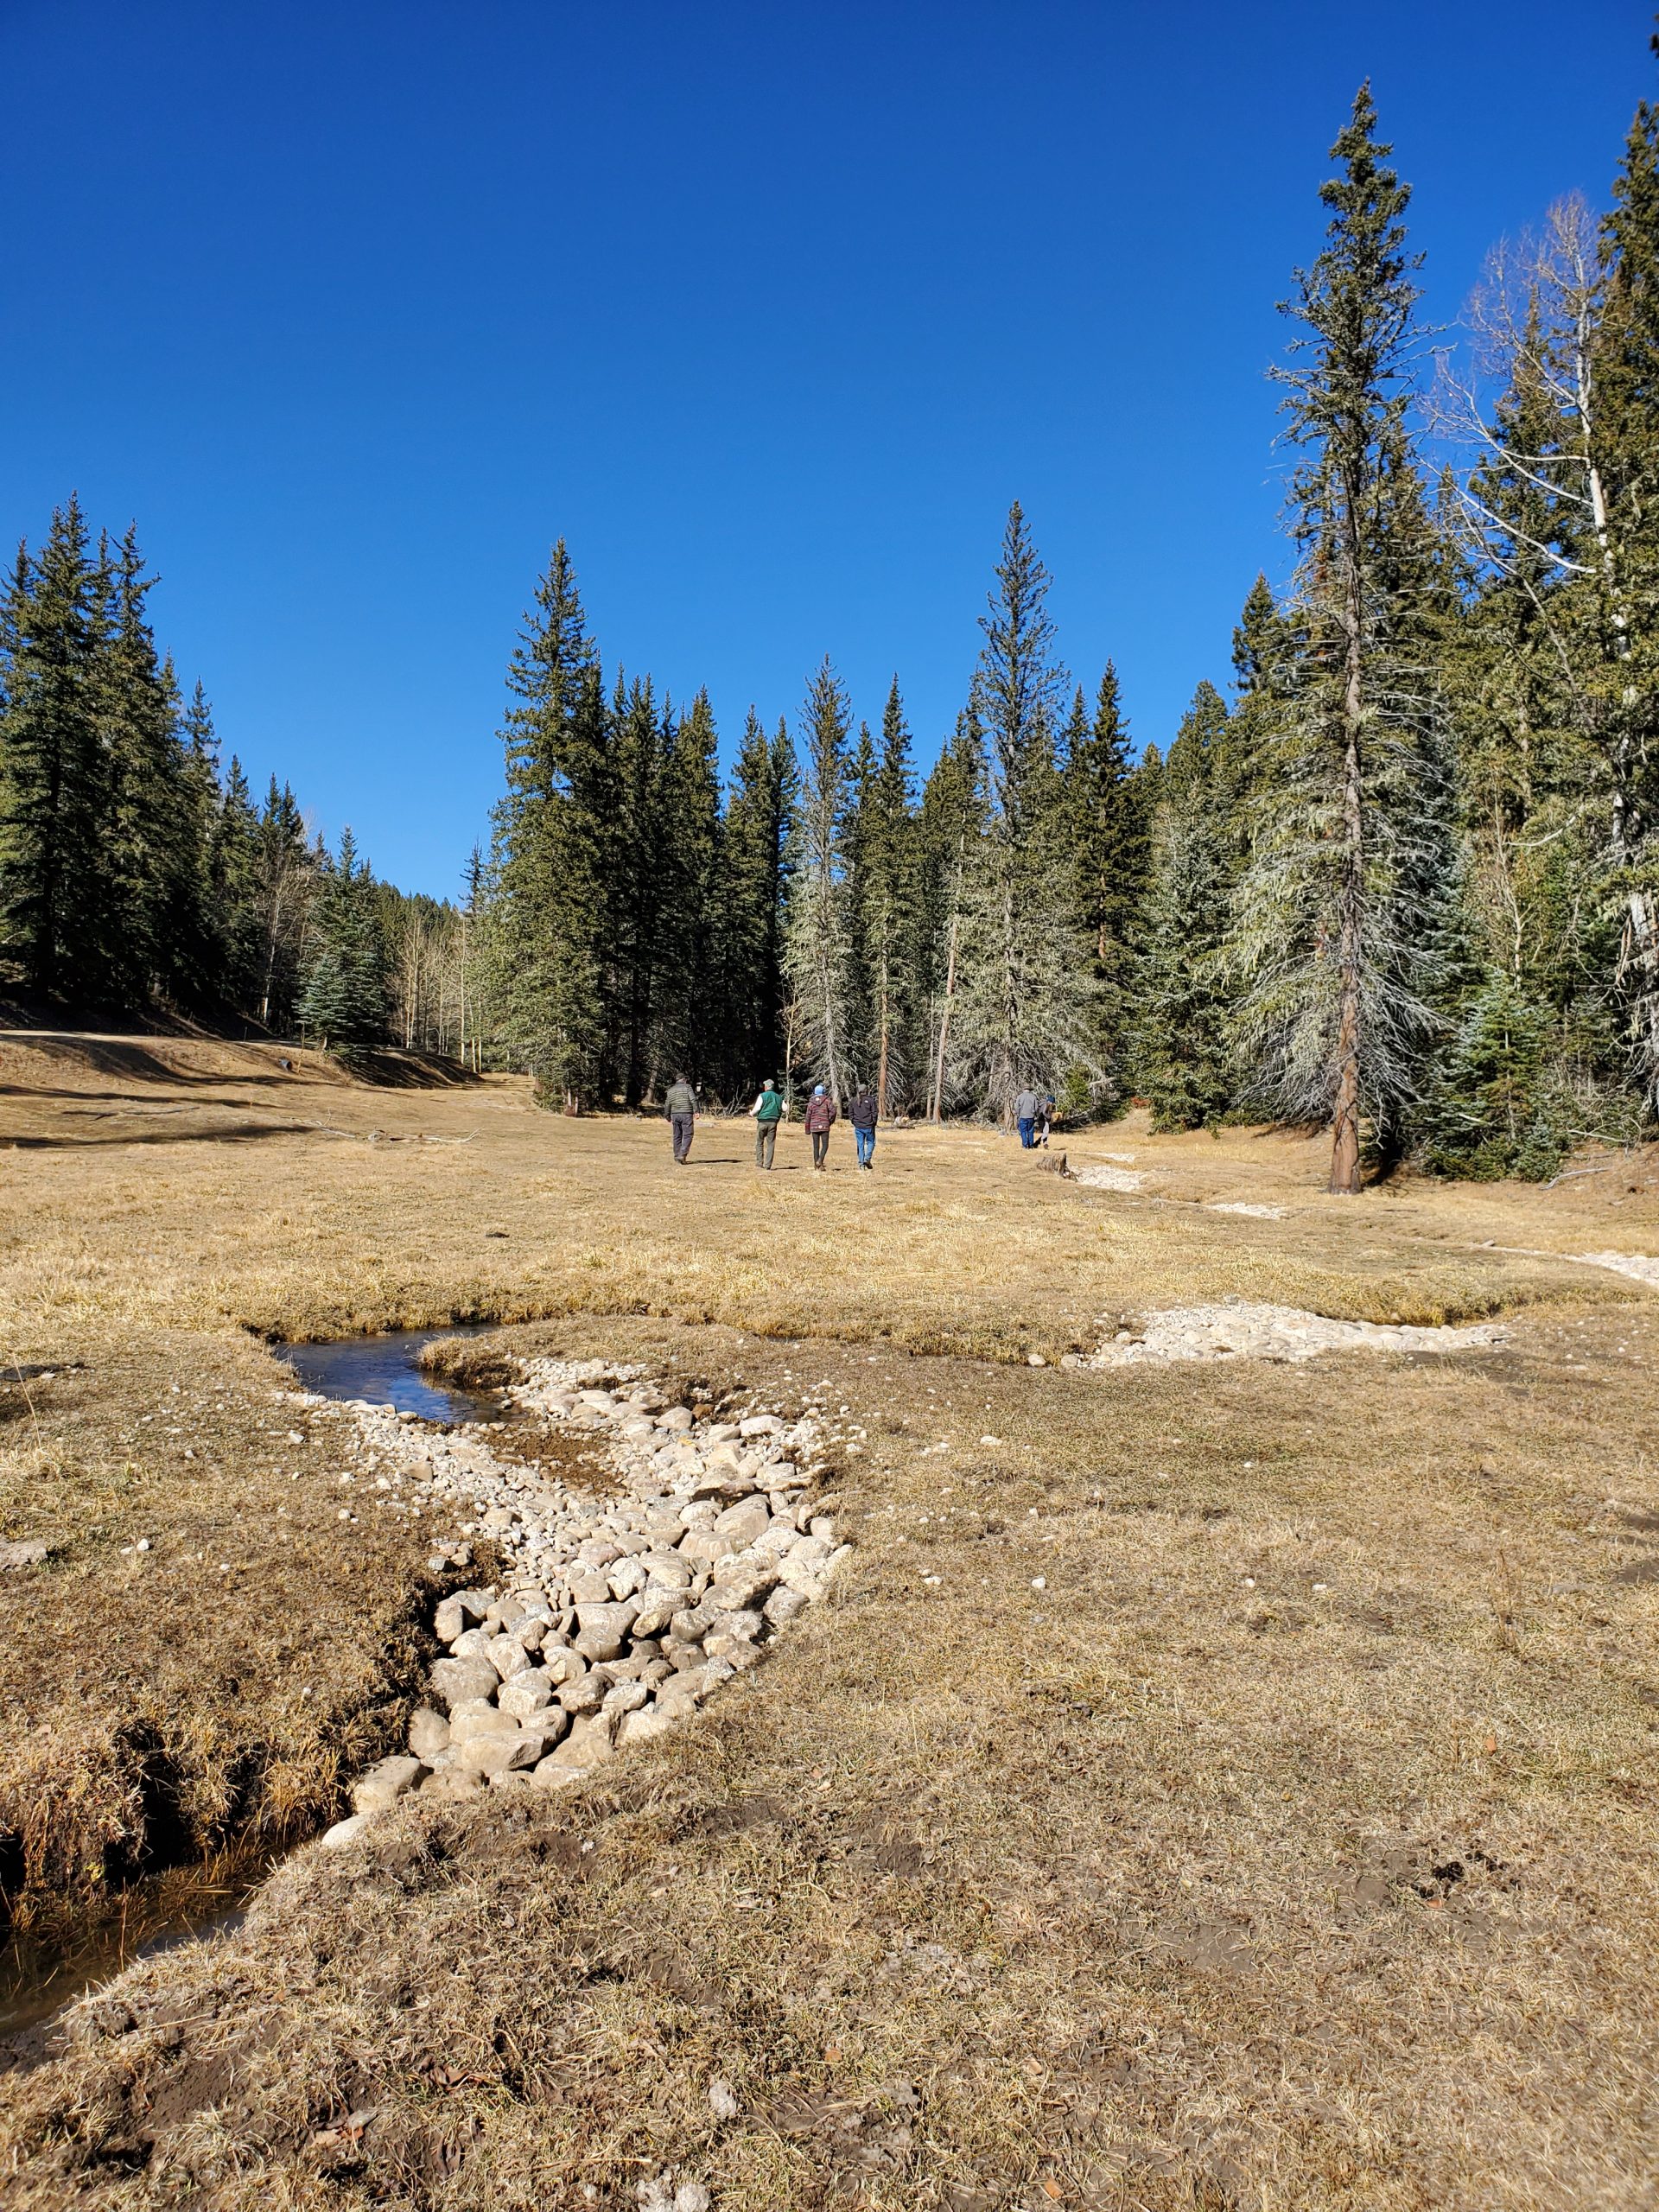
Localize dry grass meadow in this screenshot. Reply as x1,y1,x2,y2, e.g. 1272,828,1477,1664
2,1032,1658,2209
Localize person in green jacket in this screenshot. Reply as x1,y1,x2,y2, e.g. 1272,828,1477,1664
664,1074,697,1163
748,1078,785,1169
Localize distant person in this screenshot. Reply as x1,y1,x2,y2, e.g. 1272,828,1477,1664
1014,1085,1041,1148
664,1072,697,1164
849,1083,879,1171
1038,1092,1056,1147
749,1077,785,1169
804,1083,837,1169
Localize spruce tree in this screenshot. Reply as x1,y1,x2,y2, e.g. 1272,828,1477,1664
1063,658,1149,1094
1599,37,1659,1108
951,503,1098,1119
298,827,388,1050
1232,87,1451,1191
652,686,721,1091
1136,683,1236,1128
918,705,987,1118
782,657,855,1103
0,499,110,1002
714,708,796,1096
486,541,613,1109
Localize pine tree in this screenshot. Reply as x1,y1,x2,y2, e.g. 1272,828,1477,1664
782,657,855,1103
209,748,266,1018
0,499,110,1002
918,705,987,1118
713,709,796,1097
1136,683,1236,1128
298,826,388,1049
950,503,1098,1119
847,679,921,1109
486,541,613,1109
1598,37,1659,1108
651,686,721,1091
1232,87,1452,1191
1063,658,1150,1094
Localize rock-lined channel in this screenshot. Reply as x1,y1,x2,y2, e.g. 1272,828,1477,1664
302,1356,850,1841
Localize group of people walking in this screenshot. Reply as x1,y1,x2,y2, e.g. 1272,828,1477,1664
663,1077,882,1170
664,1077,1053,1167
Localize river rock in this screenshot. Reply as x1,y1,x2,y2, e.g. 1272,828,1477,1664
703,1609,763,1660
449,1700,520,1742
714,1495,772,1549
499,1671,556,1718
557,1672,607,1715
352,1755,428,1814
430,1655,501,1710
618,1705,673,1746
763,1586,808,1627
539,1643,588,1687
407,1707,450,1759
575,1600,639,1660
740,1414,785,1438
709,1556,778,1611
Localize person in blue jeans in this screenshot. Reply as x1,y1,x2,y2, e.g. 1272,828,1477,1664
1013,1084,1041,1147
849,1083,879,1169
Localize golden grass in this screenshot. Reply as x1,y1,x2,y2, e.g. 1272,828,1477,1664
2,1037,1658,2206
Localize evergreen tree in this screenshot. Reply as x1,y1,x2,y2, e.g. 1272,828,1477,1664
1136,683,1236,1128
486,541,613,1109
1598,41,1659,1107
1231,87,1452,1190
1063,659,1150,1093
918,703,987,1118
0,499,110,1001
652,686,721,1091
713,708,796,1096
782,657,855,1103
849,679,921,1109
298,826,388,1048
951,503,1098,1119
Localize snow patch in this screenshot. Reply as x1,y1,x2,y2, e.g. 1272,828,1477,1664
1207,1201,1287,1219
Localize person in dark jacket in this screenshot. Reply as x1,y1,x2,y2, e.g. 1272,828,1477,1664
849,1083,879,1170
664,1074,696,1163
804,1083,837,1169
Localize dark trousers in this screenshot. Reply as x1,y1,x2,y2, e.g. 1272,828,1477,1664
754,1121,777,1168
671,1113,694,1161
810,1129,830,1167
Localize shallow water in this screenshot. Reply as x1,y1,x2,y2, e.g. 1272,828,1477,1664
281,1323,508,1423
0,1326,511,2056
0,1855,265,2047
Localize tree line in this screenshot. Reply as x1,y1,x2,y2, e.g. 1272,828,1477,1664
0,498,471,1056
5,36,1657,1186
482,50,1659,1186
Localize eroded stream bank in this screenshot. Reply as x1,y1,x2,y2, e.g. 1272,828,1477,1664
3,1322,851,2050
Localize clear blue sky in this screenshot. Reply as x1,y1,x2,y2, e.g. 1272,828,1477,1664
3,1,1649,896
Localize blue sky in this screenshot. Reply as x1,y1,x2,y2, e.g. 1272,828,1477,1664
3,1,1649,896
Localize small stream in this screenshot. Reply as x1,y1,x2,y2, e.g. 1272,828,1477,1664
280,1323,511,1423
1,1325,514,2058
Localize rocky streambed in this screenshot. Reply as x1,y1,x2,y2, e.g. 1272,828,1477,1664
302,1356,849,1841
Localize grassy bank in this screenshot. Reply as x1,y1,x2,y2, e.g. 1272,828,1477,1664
1,1037,1656,2205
